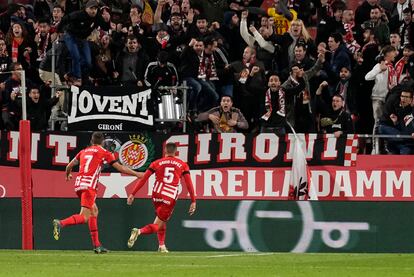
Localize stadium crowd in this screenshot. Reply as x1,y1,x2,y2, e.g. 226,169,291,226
0,0,414,154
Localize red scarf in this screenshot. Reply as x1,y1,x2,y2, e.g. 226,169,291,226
387,62,397,89
197,52,218,81
11,38,22,63
265,88,285,116
395,57,407,83
37,32,50,61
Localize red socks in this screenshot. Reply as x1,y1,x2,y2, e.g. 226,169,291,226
60,214,86,227
157,225,166,246
139,224,159,234
88,216,101,247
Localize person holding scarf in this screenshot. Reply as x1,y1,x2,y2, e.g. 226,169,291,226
395,44,414,83
365,45,398,152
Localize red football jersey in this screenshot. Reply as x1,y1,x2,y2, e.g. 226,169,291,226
148,156,190,200
73,145,116,191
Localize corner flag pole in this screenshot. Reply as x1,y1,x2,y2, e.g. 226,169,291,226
19,69,33,250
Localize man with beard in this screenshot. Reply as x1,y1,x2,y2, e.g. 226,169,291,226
113,35,149,87
378,87,414,154
281,51,325,133
197,95,248,132
261,74,286,135
362,5,389,46
316,81,354,137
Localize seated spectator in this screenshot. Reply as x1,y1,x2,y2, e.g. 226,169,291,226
378,87,414,154
197,95,248,133
315,81,354,137
261,73,286,135
113,35,149,87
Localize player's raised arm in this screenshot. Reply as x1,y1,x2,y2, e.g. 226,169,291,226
65,158,79,181
112,161,143,178
127,168,155,205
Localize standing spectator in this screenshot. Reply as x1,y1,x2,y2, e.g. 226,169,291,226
281,52,325,132
274,19,316,74
355,0,379,27
34,18,52,64
0,38,11,83
365,45,398,150
267,0,297,35
325,33,352,83
316,0,345,44
362,6,390,46
395,44,414,83
113,35,149,87
5,22,38,74
395,8,414,47
197,95,248,133
16,86,59,131
144,50,179,88
57,0,108,86
228,46,266,130
316,81,354,137
261,73,286,135
50,4,64,41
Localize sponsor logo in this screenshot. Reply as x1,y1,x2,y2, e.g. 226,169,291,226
183,201,370,252
0,184,6,198
119,134,155,170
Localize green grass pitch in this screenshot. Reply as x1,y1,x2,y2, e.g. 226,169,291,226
1,250,414,276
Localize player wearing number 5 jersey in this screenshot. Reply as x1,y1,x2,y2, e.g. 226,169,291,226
127,142,196,252
52,132,143,254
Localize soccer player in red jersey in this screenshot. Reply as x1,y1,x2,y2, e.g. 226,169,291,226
126,142,196,252
52,132,143,254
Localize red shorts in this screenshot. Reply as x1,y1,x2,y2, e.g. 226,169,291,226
76,189,97,209
152,193,176,222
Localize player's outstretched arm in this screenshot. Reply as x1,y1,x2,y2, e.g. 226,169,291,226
65,158,79,181
127,169,154,205
112,161,144,178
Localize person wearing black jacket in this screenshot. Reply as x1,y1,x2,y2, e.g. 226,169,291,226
57,0,109,86
316,81,354,137
16,86,59,131
378,85,414,154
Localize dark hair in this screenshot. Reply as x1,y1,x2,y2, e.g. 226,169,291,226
165,142,177,154
91,132,104,145
157,51,169,64
126,35,138,41
130,5,142,13
170,12,182,19
195,14,208,22
332,94,344,101
37,18,50,24
53,4,64,11
329,33,343,43
203,35,216,46
290,62,304,70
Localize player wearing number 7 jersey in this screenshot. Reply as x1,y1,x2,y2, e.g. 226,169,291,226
52,132,143,254
127,142,196,252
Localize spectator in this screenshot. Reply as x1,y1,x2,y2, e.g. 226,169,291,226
325,33,352,82
362,5,389,46
394,8,414,47
267,0,297,35
365,45,398,138
57,0,108,86
227,46,266,130
261,73,286,135
144,50,179,88
113,35,149,87
0,38,12,83
378,87,414,154
197,95,248,132
16,86,59,131
281,51,325,132
394,44,414,83
355,0,379,27
34,18,52,64
316,82,354,137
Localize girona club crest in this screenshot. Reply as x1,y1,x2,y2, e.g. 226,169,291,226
119,134,154,170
